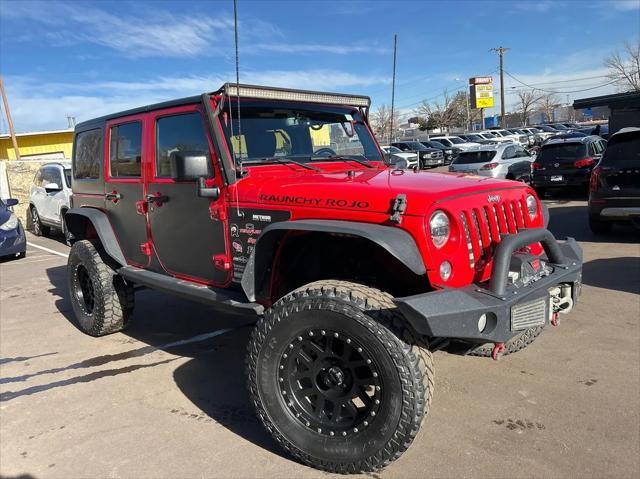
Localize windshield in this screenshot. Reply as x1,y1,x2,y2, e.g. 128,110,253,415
602,134,640,165
446,137,465,144
465,135,482,141
429,140,446,149
538,143,587,162
220,101,382,164
454,151,497,164
402,142,428,150
386,146,402,153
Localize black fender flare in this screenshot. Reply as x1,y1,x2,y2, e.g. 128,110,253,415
64,208,127,266
241,219,426,302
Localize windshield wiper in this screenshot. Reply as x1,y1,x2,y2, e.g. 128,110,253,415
310,155,374,168
243,157,321,171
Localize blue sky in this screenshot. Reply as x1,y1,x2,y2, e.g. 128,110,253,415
0,0,639,132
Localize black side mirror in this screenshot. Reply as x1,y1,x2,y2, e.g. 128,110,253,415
170,150,211,181
5,198,18,207
44,183,62,193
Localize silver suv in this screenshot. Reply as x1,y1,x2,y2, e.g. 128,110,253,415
448,143,535,179
29,161,73,241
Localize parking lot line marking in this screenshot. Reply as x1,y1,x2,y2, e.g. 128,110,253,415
1,256,63,266
26,242,69,258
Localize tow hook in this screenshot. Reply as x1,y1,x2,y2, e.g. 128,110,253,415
551,312,560,327
491,342,505,361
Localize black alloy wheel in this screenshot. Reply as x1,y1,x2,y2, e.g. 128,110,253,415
74,264,95,315
278,328,382,437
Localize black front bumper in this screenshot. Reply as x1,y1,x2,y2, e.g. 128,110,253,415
394,229,582,344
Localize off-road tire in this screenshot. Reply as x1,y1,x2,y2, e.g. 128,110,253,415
589,215,611,235
67,240,134,336
467,326,543,357
30,206,50,236
246,280,434,474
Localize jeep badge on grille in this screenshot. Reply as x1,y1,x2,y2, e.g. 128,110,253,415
487,194,501,203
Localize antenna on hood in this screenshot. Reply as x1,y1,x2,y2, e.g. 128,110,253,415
233,0,243,177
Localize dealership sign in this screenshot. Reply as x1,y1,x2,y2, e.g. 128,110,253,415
469,77,494,109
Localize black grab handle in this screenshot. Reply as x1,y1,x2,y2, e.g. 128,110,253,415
489,228,566,296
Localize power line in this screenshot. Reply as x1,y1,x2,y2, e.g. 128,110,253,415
504,71,617,94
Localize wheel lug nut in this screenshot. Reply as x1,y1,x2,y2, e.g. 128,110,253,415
357,347,362,352
346,338,351,344
375,399,380,405
375,386,381,391
298,336,303,341
321,330,326,335
371,411,376,416
279,365,284,369
282,390,286,395
309,331,314,336
283,353,287,358
353,427,358,433
366,359,372,364
342,431,347,436
306,421,310,427
289,344,294,349
372,372,378,378
317,428,322,433
329,431,334,436
334,332,339,337
363,421,369,426
279,378,283,382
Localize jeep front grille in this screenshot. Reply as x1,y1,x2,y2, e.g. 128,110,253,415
460,196,532,269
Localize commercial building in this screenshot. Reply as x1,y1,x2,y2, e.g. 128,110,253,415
573,92,640,135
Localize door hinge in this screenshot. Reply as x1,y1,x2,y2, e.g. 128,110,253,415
209,204,228,221
390,194,407,224
139,242,152,256
213,254,231,271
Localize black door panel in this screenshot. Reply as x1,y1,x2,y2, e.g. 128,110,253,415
147,183,228,283
105,183,148,266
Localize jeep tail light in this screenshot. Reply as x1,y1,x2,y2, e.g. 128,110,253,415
480,162,499,170
574,157,595,168
590,165,611,193
532,161,542,170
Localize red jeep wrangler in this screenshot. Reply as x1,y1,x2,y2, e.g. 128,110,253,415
65,84,582,473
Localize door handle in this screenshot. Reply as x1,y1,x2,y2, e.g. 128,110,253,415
105,191,122,202
146,193,168,205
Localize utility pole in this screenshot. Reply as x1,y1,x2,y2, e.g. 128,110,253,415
389,34,397,144
0,76,20,161
490,46,510,128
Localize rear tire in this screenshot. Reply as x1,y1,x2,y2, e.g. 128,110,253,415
534,187,546,198
67,240,134,336
467,326,543,357
246,280,433,473
589,215,611,235
30,206,50,237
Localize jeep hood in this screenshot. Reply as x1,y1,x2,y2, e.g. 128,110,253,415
239,167,530,216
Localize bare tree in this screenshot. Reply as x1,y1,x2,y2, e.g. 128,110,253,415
515,90,541,126
416,90,461,132
536,93,560,123
370,104,400,143
604,40,640,92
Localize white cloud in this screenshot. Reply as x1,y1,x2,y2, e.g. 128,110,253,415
2,70,390,131
513,1,564,13
253,43,390,55
612,0,640,11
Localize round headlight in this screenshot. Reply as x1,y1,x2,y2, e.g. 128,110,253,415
429,210,450,248
440,261,452,281
526,194,538,220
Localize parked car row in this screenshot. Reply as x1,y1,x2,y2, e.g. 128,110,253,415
448,143,535,182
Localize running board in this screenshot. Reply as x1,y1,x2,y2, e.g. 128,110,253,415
118,266,263,314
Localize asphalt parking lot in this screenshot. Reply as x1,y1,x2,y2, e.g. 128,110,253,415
1,195,639,479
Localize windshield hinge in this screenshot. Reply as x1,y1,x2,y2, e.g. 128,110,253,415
389,194,407,224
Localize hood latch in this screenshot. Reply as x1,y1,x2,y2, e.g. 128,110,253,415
390,194,407,224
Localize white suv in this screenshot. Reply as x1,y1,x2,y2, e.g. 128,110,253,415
29,162,73,242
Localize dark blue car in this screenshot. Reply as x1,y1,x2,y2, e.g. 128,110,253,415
0,198,26,259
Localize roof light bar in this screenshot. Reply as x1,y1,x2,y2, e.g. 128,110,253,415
219,83,371,108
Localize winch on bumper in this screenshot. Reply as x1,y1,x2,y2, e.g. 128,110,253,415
394,228,582,344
